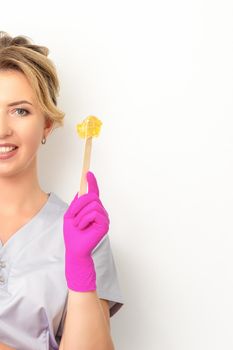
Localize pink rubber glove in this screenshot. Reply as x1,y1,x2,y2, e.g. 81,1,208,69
63,171,110,292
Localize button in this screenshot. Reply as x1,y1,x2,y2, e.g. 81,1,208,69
0,261,6,268
0,275,5,284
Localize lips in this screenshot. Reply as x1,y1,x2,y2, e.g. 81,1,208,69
0,147,18,160
0,143,18,148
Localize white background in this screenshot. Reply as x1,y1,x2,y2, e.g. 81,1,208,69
1,0,233,349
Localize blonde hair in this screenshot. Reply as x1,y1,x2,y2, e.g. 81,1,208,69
0,31,65,131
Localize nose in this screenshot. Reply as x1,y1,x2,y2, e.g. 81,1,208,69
0,114,13,138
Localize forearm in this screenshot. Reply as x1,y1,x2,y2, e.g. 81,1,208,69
0,344,15,350
62,290,114,350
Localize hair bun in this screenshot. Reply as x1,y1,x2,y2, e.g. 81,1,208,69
0,31,13,47
19,44,49,57
0,31,49,56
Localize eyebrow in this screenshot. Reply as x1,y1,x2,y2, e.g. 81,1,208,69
7,100,33,107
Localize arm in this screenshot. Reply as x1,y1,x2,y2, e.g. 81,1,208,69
59,295,113,350
0,344,15,350
62,172,114,349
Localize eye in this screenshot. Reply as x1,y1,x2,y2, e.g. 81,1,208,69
15,108,30,117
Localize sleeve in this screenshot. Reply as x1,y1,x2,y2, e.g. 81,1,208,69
55,234,124,343
92,234,125,317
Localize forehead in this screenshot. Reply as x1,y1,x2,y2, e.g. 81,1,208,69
0,70,36,104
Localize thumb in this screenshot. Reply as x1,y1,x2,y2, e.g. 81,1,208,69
86,171,99,197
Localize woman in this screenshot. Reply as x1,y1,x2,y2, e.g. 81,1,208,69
0,31,124,350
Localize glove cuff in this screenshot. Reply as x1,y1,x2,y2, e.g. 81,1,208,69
65,253,96,292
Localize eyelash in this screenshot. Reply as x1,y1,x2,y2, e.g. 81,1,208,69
14,108,30,117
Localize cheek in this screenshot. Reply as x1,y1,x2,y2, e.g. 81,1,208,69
27,133,41,147
18,131,42,168
20,126,42,150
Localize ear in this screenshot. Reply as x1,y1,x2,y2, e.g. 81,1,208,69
43,116,55,138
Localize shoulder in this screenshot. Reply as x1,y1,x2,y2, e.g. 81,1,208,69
40,192,69,228
48,192,69,213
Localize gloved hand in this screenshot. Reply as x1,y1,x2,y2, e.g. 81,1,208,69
63,171,110,292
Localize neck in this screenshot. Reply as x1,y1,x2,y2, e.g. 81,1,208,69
0,157,46,216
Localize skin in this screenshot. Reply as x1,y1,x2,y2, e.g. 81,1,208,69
0,344,15,350
0,70,112,350
0,69,53,242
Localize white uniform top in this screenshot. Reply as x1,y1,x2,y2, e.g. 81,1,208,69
0,192,124,350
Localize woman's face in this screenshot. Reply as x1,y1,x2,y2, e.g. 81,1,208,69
0,69,53,177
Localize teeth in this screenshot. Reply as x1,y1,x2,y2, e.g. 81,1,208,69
0,146,16,153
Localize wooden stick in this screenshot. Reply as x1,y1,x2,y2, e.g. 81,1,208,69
79,136,92,196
